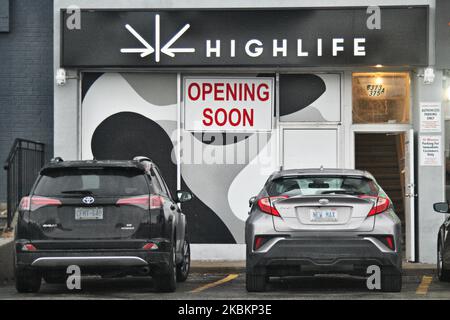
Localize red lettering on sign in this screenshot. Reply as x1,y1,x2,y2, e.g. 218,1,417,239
229,108,241,127
214,83,224,101
202,108,213,126
188,83,201,101
215,108,227,126
187,81,271,102
243,108,254,126
201,108,255,127
257,84,269,101
202,83,213,100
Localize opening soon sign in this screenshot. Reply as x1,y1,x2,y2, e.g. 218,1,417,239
184,77,274,131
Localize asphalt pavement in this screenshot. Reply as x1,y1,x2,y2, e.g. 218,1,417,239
0,270,448,300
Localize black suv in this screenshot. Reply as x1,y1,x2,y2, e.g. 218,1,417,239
14,156,192,293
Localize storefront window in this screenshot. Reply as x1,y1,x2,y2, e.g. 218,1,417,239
352,72,410,124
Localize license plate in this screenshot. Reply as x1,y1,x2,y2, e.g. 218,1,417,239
310,209,338,222
75,207,103,220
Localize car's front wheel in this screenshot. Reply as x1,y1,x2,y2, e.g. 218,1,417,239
176,239,190,282
15,268,41,293
154,244,177,292
438,241,450,282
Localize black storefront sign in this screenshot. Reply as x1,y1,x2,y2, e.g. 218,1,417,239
61,7,428,68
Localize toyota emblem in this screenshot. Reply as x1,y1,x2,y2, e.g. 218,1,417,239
82,196,95,205
318,198,329,205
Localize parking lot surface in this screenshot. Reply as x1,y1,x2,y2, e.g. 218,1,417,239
0,271,448,300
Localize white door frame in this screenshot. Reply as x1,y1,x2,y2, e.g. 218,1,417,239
351,124,415,261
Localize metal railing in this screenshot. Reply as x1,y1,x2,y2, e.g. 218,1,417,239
3,139,45,230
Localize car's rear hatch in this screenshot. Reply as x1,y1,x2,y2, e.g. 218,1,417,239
25,166,156,249
266,175,380,233
272,195,375,232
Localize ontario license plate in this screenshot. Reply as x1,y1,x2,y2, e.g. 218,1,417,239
75,207,103,220
310,209,338,222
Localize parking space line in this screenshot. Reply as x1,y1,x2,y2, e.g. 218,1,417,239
416,275,433,295
190,274,239,293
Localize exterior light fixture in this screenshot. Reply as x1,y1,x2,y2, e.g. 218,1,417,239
423,67,435,84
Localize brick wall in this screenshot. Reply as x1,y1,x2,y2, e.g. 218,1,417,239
0,0,53,202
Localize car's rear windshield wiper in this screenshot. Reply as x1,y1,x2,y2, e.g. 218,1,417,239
61,189,94,195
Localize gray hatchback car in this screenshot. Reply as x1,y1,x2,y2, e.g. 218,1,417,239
245,168,402,292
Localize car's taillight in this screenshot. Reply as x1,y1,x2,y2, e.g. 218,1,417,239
142,242,159,250
19,196,62,211
21,244,37,251
358,195,390,217
116,195,164,210
253,236,270,251
19,196,30,211
385,235,395,250
368,197,390,216
257,196,288,217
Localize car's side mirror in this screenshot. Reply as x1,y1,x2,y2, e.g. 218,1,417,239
249,196,257,208
176,190,193,203
434,202,450,213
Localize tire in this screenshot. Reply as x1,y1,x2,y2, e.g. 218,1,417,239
15,268,41,293
154,244,177,292
438,241,450,282
43,273,66,284
381,267,402,292
176,239,190,282
246,272,267,292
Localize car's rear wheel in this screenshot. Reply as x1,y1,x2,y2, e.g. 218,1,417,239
381,267,402,292
176,239,190,282
246,271,267,292
154,244,177,292
15,268,41,293
438,241,450,282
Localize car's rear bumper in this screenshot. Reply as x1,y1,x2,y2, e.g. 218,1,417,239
247,237,401,276
16,249,171,275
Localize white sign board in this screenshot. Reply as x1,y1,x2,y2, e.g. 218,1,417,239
420,102,441,132
184,77,273,131
420,135,442,166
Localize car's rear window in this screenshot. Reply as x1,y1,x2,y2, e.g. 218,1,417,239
268,176,379,197
34,168,150,197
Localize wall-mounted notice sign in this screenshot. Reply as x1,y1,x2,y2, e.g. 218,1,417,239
420,135,442,166
420,102,441,132
184,77,273,132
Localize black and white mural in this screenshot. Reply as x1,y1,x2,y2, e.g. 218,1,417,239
279,74,341,122
81,72,339,244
